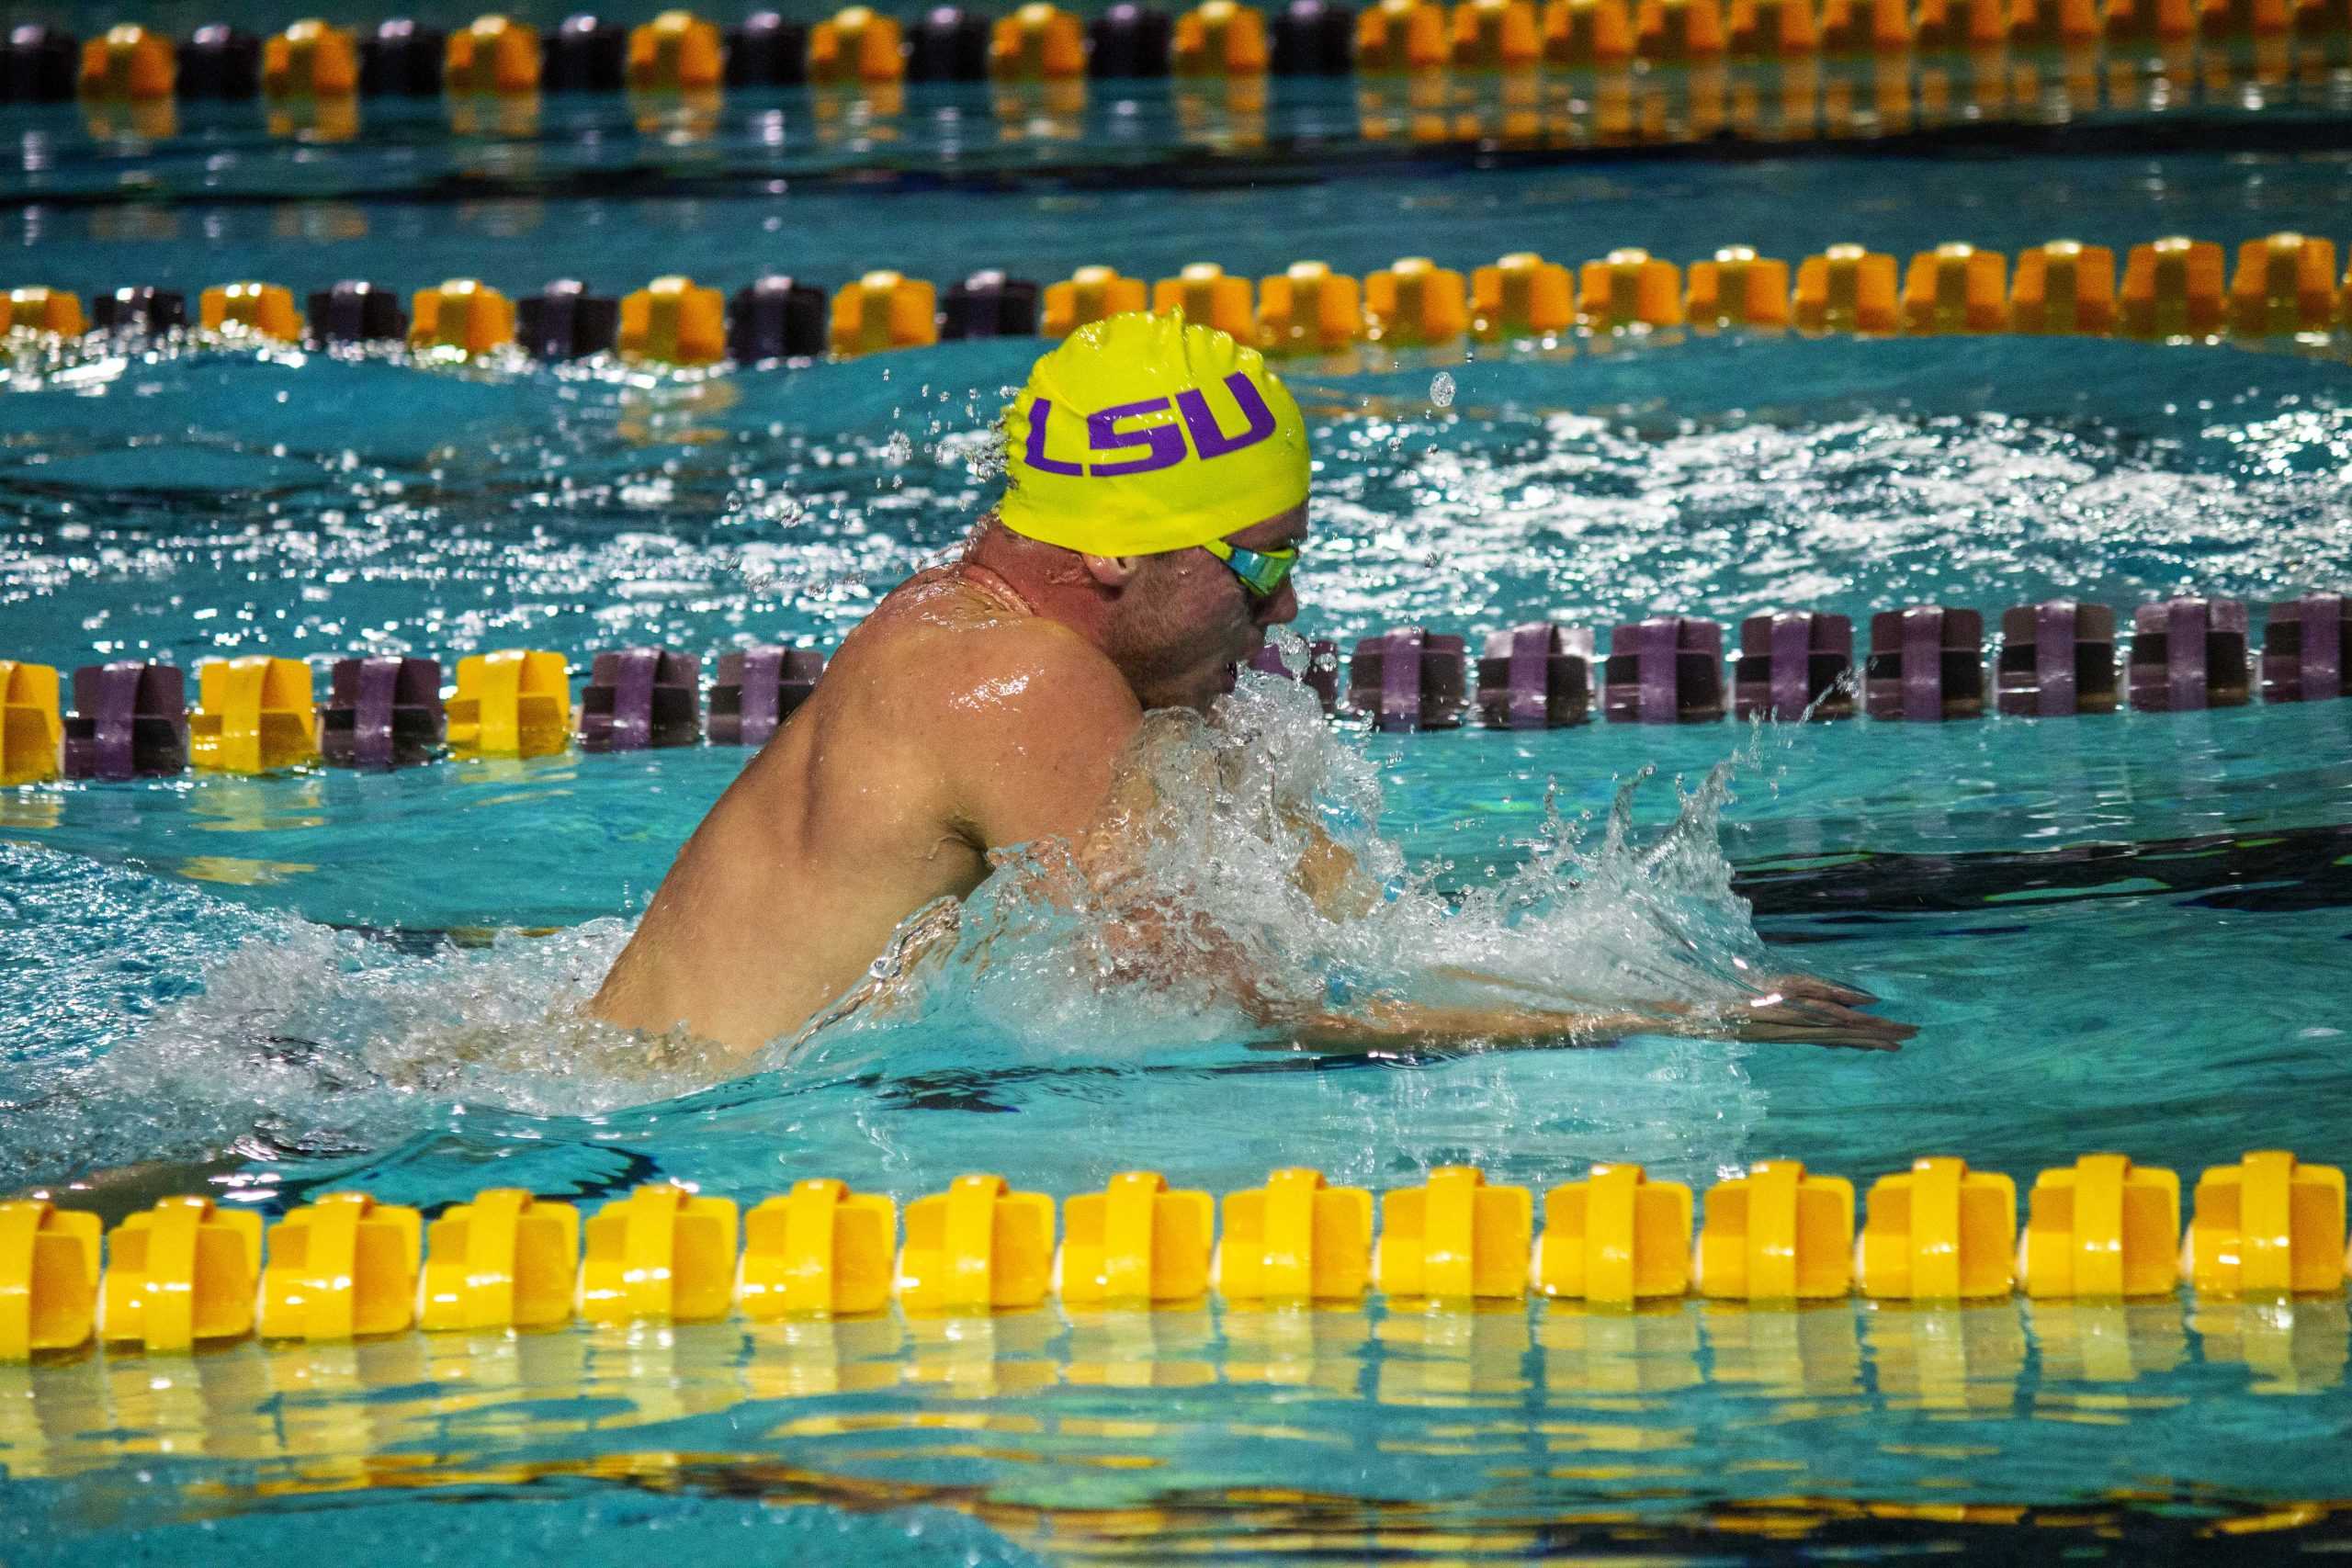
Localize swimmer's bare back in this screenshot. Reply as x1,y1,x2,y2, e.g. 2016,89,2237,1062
590,563,1144,1055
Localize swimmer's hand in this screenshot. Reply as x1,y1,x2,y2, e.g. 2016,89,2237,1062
1753,970,1879,1008
1680,977,1916,1050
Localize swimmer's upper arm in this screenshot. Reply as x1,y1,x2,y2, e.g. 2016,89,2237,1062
936,624,1146,853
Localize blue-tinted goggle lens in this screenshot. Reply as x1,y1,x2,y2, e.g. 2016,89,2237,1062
1199,539,1298,599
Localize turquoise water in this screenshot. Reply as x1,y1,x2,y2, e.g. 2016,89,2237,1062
6,150,2352,1561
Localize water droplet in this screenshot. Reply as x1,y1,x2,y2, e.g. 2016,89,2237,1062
1430,371,1455,409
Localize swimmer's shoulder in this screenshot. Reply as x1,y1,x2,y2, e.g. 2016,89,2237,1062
789,576,1141,847
845,575,1138,730
925,618,1143,847
931,611,1138,729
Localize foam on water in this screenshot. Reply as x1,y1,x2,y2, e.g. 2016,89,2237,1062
0,893,659,1188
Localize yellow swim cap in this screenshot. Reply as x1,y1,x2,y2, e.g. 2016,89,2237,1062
1000,310,1309,557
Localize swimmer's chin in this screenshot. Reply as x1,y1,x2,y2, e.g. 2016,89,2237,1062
1178,663,1238,714
1153,664,1239,714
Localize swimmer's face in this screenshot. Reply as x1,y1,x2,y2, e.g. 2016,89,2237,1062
1106,502,1306,713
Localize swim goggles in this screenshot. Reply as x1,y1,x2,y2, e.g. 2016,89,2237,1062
1198,537,1299,601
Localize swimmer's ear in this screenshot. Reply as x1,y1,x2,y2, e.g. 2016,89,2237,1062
1080,552,1144,589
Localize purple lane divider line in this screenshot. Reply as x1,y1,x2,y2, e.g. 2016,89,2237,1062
740,649,785,744
2304,593,2342,704
93,660,140,779
1903,606,1943,721
1770,613,1812,718
1633,621,1675,724
1507,624,1549,729
2035,601,2075,716
354,656,399,769
615,649,657,749
1381,626,1424,732
2168,599,2208,712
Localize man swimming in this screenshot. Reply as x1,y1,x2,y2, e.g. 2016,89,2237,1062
591,311,1910,1057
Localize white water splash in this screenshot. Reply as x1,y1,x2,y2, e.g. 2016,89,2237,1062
775,631,1778,1070
0,904,684,1188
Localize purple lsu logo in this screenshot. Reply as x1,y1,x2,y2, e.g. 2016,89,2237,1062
1025,371,1279,478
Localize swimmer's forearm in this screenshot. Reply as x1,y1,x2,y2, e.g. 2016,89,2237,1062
1428,964,1881,1011
1273,987,1913,1053
1277,999,1645,1051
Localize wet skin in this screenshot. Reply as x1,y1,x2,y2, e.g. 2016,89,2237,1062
591,508,1306,1056
592,505,1913,1059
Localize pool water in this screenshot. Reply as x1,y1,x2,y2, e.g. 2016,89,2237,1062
6,145,2352,1562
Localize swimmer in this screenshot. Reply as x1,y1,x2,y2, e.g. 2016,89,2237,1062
590,311,1912,1057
